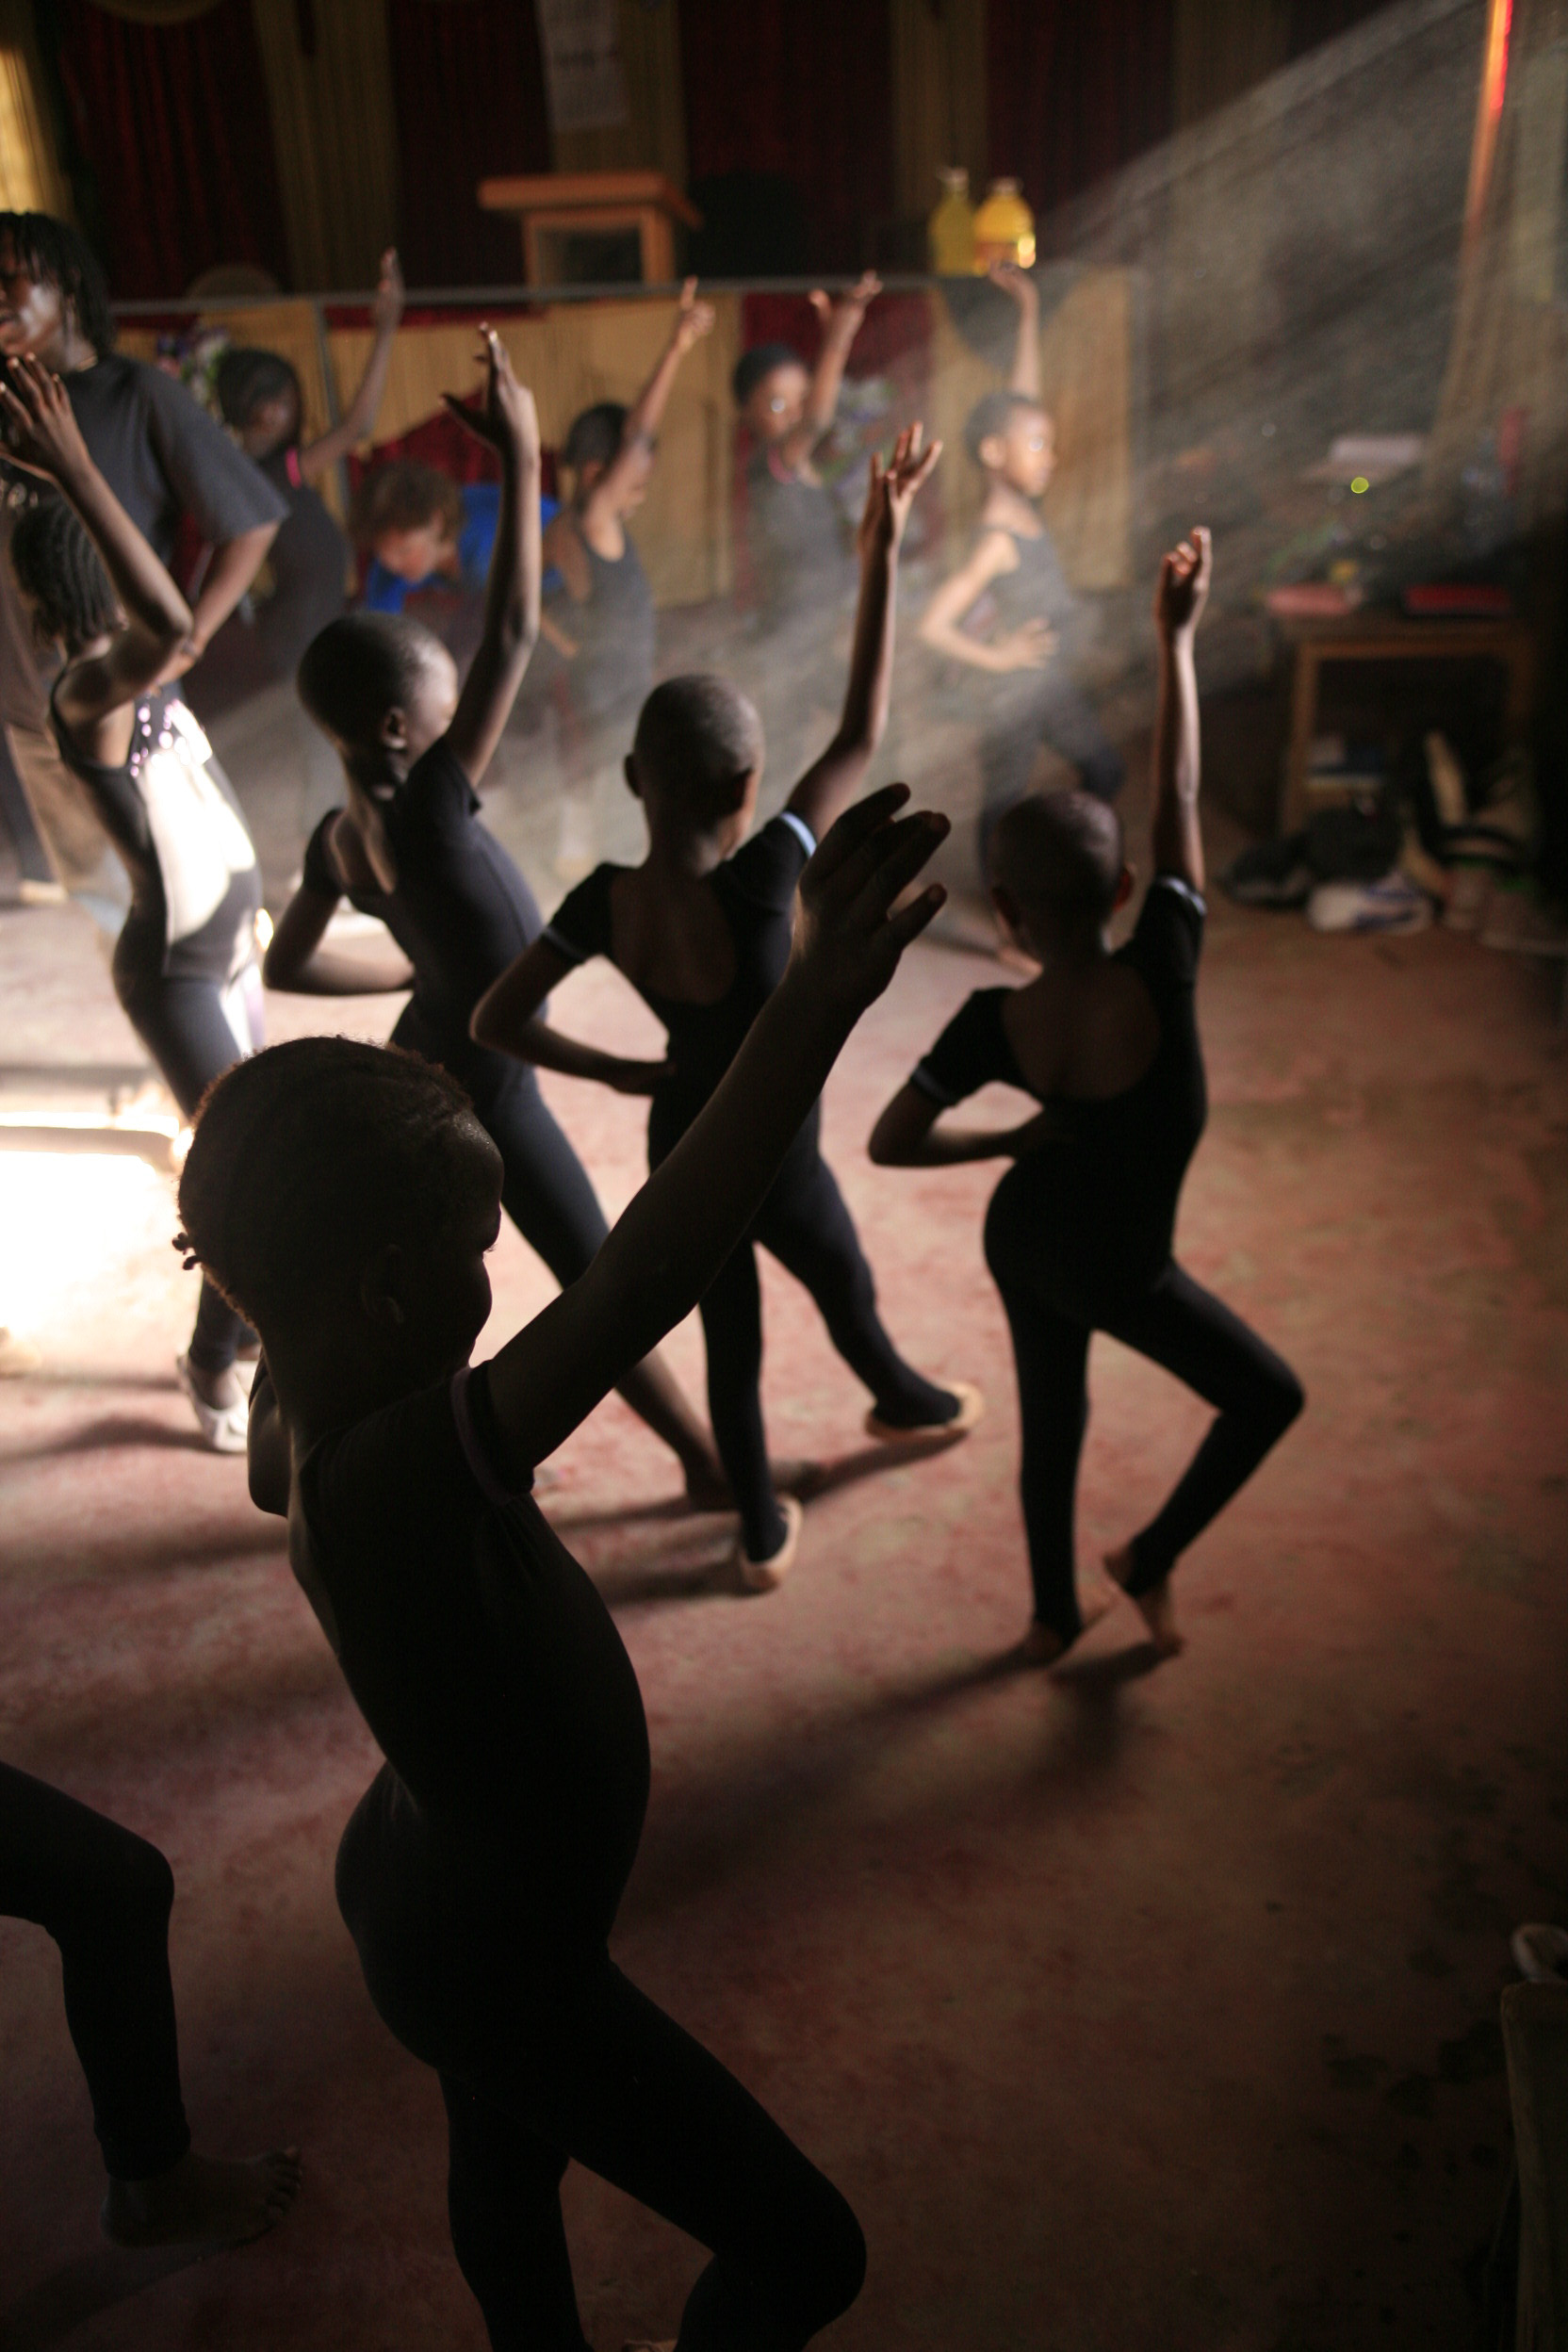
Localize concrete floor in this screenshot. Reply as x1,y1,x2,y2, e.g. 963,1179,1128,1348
0,724,1565,2350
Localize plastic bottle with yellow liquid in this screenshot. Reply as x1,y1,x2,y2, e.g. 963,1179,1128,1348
927,166,975,274
972,178,1037,270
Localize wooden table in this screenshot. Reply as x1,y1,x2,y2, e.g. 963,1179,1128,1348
477,172,702,288
1279,612,1536,831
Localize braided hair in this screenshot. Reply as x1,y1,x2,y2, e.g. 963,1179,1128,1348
8,493,117,651
0,213,115,359
175,1036,491,1332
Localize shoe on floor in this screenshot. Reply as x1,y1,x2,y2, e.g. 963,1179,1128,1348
865,1380,984,1447
734,1494,804,1593
175,1352,249,1454
1306,872,1432,935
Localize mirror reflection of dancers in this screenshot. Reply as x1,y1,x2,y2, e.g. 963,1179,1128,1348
1,355,265,1452
874,532,1302,1663
178,785,950,2351
732,270,880,789
263,333,727,1504
472,428,981,1589
1,1757,300,2249
919,262,1123,874
544,277,714,881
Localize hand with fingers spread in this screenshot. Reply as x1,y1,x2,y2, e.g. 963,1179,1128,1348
0,351,92,484
669,276,716,357
857,420,942,562
788,783,949,1024
443,327,539,471
1154,524,1212,644
995,616,1057,672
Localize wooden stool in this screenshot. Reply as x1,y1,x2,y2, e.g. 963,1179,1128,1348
477,172,702,288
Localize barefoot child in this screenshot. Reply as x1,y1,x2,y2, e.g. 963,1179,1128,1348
918,262,1123,867
263,332,725,1503
472,427,980,1586
1,353,264,1452
872,531,1302,1661
212,247,404,688
545,276,713,879
2,1757,301,2249
179,786,952,2347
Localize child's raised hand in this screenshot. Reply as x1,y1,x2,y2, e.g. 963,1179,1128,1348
857,421,941,560
0,353,91,483
1154,526,1212,642
789,783,948,1022
372,248,405,335
670,277,716,355
809,271,882,342
443,327,539,469
988,259,1038,313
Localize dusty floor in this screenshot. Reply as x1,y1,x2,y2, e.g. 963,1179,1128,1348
1,726,1565,2351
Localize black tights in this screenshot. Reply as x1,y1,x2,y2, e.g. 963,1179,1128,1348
699,1144,956,1559
987,1251,1303,1642
438,1959,864,2350
118,967,258,1373
0,1759,190,2181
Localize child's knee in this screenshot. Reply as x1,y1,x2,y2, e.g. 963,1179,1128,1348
1262,1361,1305,1438
792,2180,866,2329
89,1829,176,1937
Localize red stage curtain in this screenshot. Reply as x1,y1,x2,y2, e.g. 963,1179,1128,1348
679,0,893,274
384,0,551,289
53,0,289,299
986,0,1176,236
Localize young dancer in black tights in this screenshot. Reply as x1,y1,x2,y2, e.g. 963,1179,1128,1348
176,782,952,2349
873,531,1302,1660
1,1757,300,2247
472,426,980,1587
263,332,727,1504
1,353,263,1452
544,276,713,880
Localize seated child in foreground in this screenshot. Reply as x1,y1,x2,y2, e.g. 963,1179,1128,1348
918,261,1123,869
472,426,981,1586
545,276,714,879
874,531,1302,1662
181,786,951,2349
263,331,724,1503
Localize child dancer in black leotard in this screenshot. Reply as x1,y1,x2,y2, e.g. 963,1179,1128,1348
473,426,981,1586
544,276,713,880
177,784,952,2350
1,354,263,1453
263,333,726,1504
1,1757,300,2249
918,263,1123,868
874,531,1302,1661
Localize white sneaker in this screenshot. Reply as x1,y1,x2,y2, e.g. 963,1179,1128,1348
1306,873,1432,935
175,1353,249,1453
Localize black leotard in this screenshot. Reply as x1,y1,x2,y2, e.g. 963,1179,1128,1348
981,519,1080,651
302,738,545,1046
552,528,656,728
744,449,853,636
51,683,260,1000
304,1365,649,1980
544,808,819,1168
912,875,1207,1302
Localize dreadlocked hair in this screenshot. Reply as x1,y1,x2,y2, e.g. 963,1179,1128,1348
175,1037,489,1332
0,213,115,359
9,493,118,651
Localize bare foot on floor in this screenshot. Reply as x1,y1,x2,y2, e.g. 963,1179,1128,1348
1103,1544,1184,1656
1019,1580,1119,1666
102,2147,302,2249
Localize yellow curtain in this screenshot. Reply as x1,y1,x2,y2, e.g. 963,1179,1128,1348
890,0,987,226
1428,0,1568,525
549,0,687,184
249,0,400,291
0,0,73,215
